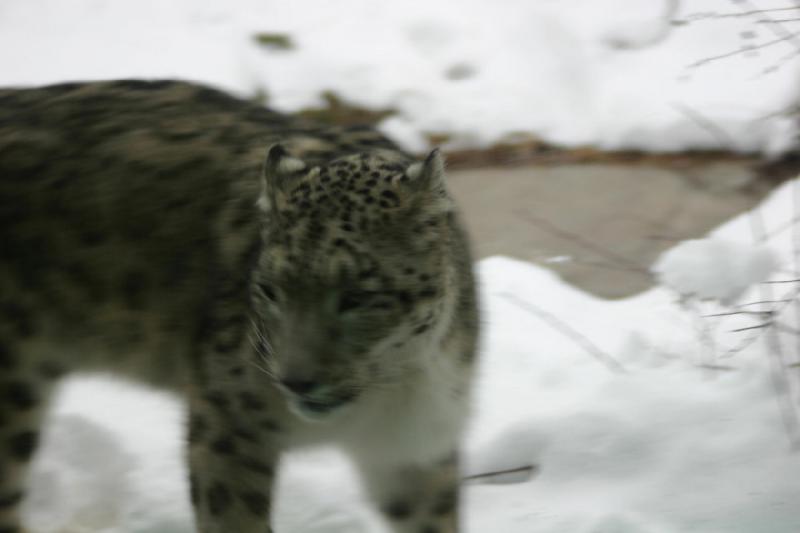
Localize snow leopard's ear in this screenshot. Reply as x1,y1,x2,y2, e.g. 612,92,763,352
403,149,453,212
258,144,308,212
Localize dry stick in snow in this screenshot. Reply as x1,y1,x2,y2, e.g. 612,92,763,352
748,207,800,450
723,285,800,358
677,6,800,21
671,102,739,146
680,0,800,72
704,310,772,318
688,298,718,369
765,324,800,450
684,31,800,69
462,464,538,484
498,292,626,374
792,180,800,373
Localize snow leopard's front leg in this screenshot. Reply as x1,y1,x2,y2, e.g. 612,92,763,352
355,452,461,533
187,387,283,533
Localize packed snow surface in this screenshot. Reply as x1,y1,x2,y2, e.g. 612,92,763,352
0,0,798,153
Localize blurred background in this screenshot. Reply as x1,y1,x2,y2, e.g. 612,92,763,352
6,1,800,532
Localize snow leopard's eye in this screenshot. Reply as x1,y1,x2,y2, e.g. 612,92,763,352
337,291,393,314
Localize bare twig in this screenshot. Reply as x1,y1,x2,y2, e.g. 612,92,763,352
688,299,718,368
765,325,800,450
757,17,800,23
731,323,771,333
724,285,800,357
462,464,538,483
704,310,772,318
748,203,800,449
737,299,794,307
671,102,738,147
498,291,626,374
686,31,800,69
677,6,800,21
514,209,650,277
792,180,800,376
697,363,737,371
741,0,800,76
745,0,800,49
722,327,767,358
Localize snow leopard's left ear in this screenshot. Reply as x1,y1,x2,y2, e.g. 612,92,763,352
403,149,453,212
258,144,310,212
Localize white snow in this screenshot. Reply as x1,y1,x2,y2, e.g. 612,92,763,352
652,238,777,305
0,0,798,153
22,177,800,533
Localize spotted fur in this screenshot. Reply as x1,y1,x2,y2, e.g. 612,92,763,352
0,80,478,532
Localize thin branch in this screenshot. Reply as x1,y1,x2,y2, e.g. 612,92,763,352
671,102,738,147
721,328,766,358
792,179,800,377
678,6,800,21
757,17,800,23
767,213,800,241
745,0,800,50
704,310,772,318
514,210,650,277
748,200,800,449
498,291,627,374
737,299,794,307
731,323,771,333
462,464,538,483
686,31,800,69
723,285,800,358
765,324,800,450
688,299,718,368
697,363,737,371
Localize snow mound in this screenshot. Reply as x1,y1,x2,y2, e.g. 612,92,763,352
23,415,137,533
652,238,777,305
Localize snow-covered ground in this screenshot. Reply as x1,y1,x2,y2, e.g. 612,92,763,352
21,178,800,532
0,0,798,153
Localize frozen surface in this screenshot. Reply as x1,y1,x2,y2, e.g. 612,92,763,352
25,178,800,532
0,0,798,153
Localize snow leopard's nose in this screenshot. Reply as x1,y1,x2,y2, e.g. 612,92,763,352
280,378,320,397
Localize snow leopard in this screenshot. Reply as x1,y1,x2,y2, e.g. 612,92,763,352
0,80,479,533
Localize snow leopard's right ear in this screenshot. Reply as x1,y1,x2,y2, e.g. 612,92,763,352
402,148,453,214
258,144,309,212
